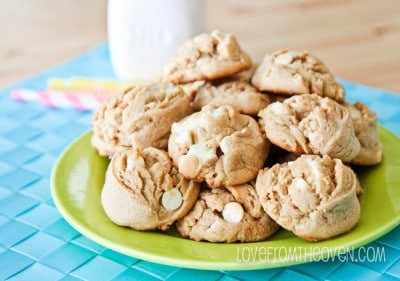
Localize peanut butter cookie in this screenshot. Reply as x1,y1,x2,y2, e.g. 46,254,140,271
101,147,200,231
168,105,269,187
192,81,270,116
177,183,279,242
345,102,383,165
251,49,345,103
256,154,361,241
258,94,360,162
159,30,252,84
91,83,191,156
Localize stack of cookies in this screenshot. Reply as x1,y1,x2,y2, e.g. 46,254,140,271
92,30,383,243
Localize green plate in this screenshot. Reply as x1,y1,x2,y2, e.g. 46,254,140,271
51,126,400,270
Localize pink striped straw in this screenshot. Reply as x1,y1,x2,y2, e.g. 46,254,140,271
10,89,107,111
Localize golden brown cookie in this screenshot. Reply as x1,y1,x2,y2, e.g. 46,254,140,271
251,49,345,103
168,105,269,188
180,80,206,102
91,83,191,156
216,62,258,83
101,147,200,231
176,183,279,242
159,30,252,84
344,102,383,165
179,64,258,103
258,94,360,162
256,154,361,241
192,81,270,116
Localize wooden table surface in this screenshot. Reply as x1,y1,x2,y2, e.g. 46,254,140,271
1,0,399,93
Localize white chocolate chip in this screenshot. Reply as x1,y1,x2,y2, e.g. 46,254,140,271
269,102,286,115
220,135,233,155
209,106,225,119
187,143,217,165
289,178,318,213
126,156,145,170
195,57,207,66
174,117,204,133
307,158,320,179
222,202,244,223
161,189,183,211
348,106,362,119
175,130,194,147
275,53,293,65
294,178,309,190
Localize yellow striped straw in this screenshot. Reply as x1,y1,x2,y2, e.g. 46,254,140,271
47,77,132,91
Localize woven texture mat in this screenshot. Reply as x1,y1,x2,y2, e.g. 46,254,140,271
0,44,399,281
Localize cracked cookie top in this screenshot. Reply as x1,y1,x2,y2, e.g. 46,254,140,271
192,80,270,116
101,147,200,231
344,102,383,165
159,30,252,84
168,105,269,187
91,83,192,156
176,183,279,242
256,154,361,241
251,49,345,103
258,94,360,162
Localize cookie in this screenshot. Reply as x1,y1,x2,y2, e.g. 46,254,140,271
177,183,279,242
344,102,383,165
251,49,345,103
256,154,361,241
258,94,360,162
192,81,270,116
159,30,252,84
217,62,258,83
168,105,269,187
101,147,200,231
180,80,206,102
91,83,191,156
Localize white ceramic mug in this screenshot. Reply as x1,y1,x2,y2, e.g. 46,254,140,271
108,0,205,82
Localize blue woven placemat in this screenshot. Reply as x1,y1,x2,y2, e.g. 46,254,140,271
0,44,399,281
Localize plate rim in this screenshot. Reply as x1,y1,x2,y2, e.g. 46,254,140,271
50,126,400,270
